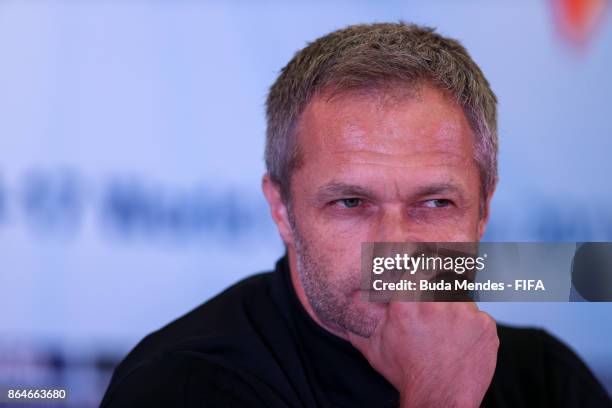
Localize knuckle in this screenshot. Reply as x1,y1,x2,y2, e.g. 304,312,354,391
478,312,499,338
459,301,478,314
419,301,443,318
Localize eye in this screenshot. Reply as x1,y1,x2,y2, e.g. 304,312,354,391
422,199,452,208
334,198,363,208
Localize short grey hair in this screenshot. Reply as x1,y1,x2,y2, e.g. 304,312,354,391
265,22,498,207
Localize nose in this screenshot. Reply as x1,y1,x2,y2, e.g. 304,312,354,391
374,205,418,243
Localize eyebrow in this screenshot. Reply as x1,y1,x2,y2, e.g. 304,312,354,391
315,181,375,202
411,182,465,201
314,180,466,202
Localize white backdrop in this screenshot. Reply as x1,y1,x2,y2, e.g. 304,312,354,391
0,1,610,401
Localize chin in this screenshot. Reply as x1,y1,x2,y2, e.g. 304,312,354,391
344,293,387,336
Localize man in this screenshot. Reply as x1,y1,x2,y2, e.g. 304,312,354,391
101,23,611,407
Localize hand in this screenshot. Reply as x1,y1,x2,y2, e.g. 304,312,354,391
348,302,499,408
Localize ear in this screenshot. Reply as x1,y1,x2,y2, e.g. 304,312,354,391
262,174,295,245
477,183,496,240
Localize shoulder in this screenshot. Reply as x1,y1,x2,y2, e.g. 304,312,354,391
102,271,282,406
496,324,597,381
491,324,611,407
100,348,286,407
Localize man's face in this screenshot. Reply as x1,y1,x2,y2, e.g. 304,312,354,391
271,84,491,337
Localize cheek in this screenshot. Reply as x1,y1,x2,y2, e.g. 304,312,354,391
301,209,482,244
421,213,481,241
296,224,364,286
292,208,367,272
423,228,480,242
302,215,367,255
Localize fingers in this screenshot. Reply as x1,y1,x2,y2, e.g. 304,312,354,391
387,300,479,320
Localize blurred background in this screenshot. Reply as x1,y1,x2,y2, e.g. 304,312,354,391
0,0,611,406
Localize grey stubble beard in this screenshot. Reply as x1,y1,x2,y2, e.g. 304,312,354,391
292,223,378,337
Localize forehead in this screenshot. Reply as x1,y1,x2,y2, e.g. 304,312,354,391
295,84,475,166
